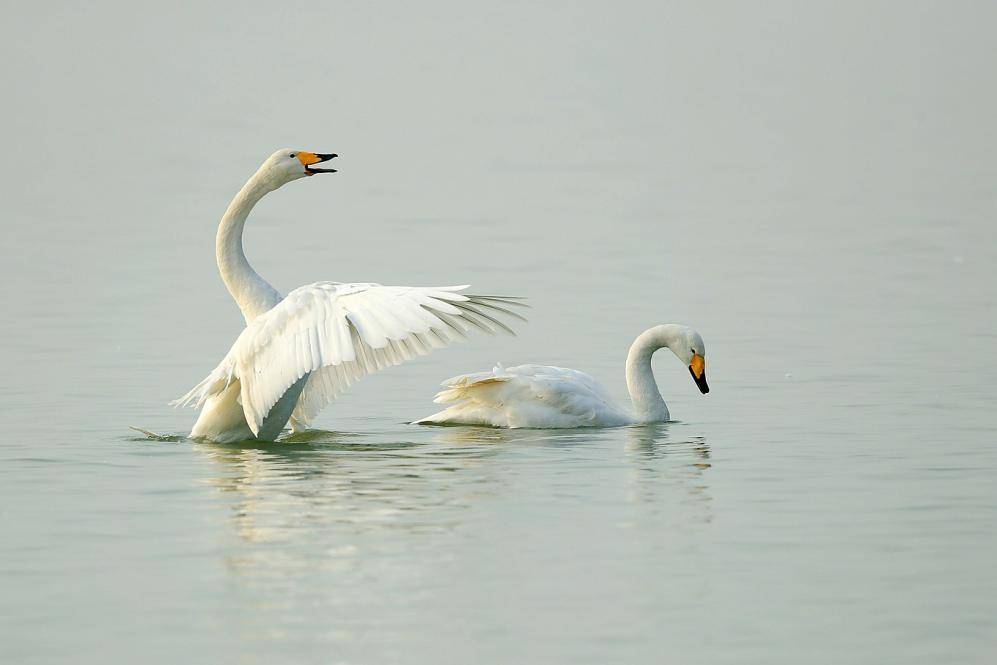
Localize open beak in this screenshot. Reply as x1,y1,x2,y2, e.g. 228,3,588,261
297,152,338,175
688,353,709,394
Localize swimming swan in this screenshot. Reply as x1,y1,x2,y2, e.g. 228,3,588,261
172,149,525,443
416,325,708,428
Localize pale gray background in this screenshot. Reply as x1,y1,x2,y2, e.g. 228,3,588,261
1,2,995,664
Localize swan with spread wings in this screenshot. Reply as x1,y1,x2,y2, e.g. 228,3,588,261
172,149,525,442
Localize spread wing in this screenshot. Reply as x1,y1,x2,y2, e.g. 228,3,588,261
173,283,526,435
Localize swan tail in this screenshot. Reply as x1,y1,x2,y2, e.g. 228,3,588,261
412,404,495,426
170,367,233,409
413,371,516,426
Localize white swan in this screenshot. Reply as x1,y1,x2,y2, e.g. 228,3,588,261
415,325,708,428
173,149,525,443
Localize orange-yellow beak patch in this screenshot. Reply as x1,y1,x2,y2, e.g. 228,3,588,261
296,152,323,167
690,353,705,379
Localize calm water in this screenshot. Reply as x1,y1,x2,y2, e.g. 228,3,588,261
2,2,996,663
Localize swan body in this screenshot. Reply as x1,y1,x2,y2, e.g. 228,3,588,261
416,325,708,429
174,149,525,443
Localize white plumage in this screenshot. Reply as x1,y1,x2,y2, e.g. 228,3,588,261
416,325,709,429
417,363,634,429
174,284,524,436
172,149,524,442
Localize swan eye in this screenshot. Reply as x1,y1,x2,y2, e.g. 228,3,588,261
289,153,296,159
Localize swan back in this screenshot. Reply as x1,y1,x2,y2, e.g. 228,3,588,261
417,364,633,428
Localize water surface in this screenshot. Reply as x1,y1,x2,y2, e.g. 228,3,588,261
2,2,996,663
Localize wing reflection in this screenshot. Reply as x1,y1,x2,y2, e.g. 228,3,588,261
195,429,506,548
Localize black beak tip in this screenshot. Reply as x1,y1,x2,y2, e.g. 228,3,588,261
305,153,338,174
689,366,710,394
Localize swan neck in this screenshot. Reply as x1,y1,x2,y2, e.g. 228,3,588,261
216,172,282,323
624,328,672,422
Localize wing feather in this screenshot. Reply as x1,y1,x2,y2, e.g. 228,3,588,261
452,301,517,335
173,283,526,435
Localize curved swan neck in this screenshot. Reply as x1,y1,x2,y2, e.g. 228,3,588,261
625,325,683,422
216,170,283,323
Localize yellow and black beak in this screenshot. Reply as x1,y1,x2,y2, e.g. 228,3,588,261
297,151,338,175
688,353,709,394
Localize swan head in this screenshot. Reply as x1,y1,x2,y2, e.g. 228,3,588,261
663,326,709,394
259,148,338,186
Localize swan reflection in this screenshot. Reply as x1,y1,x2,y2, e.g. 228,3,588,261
195,429,505,549
623,423,713,521
192,422,715,580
